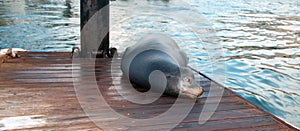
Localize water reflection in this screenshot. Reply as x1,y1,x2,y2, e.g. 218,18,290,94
0,0,80,51
110,0,300,128
193,0,300,127
0,0,299,128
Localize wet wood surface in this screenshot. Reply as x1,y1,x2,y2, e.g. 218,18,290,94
0,52,297,130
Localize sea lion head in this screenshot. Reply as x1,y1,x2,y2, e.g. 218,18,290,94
164,67,204,99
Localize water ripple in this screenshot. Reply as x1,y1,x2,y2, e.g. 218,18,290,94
111,0,300,128
0,0,80,52
0,0,299,128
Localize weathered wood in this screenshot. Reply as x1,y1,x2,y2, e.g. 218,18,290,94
0,52,297,130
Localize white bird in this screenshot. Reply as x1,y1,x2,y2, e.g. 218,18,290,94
0,48,27,64
0,48,27,58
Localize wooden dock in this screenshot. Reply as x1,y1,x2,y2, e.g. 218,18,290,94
0,52,297,130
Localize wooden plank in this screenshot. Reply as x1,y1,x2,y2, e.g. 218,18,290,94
0,52,297,130
173,116,284,130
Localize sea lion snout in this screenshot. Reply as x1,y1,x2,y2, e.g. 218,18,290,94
178,79,204,98
180,86,203,98
177,67,204,98
179,78,204,98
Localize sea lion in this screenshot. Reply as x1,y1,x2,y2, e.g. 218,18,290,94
121,34,203,98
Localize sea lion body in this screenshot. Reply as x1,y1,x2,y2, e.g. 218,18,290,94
121,34,203,98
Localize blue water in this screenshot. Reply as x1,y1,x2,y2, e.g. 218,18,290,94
0,0,79,51
110,0,300,128
0,0,299,128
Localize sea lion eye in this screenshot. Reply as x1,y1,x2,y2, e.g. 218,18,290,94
166,74,172,78
183,77,190,82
